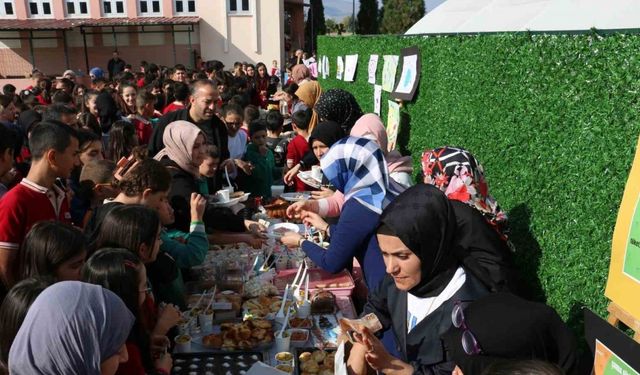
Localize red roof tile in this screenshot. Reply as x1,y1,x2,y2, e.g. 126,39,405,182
0,19,73,30
0,16,199,30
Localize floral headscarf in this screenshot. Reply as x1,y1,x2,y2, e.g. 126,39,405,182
421,146,511,247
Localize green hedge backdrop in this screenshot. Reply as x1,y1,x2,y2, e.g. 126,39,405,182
317,32,640,332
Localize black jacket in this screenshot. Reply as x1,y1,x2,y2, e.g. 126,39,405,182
363,270,490,375
107,58,126,79
159,158,244,234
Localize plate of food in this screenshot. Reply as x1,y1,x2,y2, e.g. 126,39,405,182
193,319,274,351
297,171,322,189
231,191,251,203
208,196,241,208
281,192,311,202
267,222,300,238
296,348,337,375
242,295,293,319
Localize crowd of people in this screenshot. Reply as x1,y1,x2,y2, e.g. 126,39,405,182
0,52,586,375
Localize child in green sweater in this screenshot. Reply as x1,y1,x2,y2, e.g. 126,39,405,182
243,119,278,198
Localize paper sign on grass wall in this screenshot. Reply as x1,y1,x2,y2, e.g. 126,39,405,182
606,135,640,320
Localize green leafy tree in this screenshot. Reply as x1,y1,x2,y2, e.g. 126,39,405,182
356,0,379,34
342,15,354,33
304,0,326,53
326,18,337,34
380,0,424,34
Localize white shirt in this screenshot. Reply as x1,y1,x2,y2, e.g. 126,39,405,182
406,267,466,333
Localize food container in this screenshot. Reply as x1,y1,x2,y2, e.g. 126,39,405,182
275,351,294,366
171,352,263,375
275,332,291,353
296,300,311,319
198,309,213,332
275,268,355,297
287,329,310,347
275,364,294,373
295,348,337,375
174,334,191,353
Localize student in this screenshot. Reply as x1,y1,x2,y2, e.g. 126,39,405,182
222,104,248,173
0,122,78,289
0,277,51,375
108,120,138,161
240,104,260,138
118,83,137,117
76,159,118,228
198,144,220,195
314,88,363,134
83,248,173,375
286,109,312,192
70,129,105,225
265,110,287,176
243,119,277,198
9,281,134,375
42,103,78,127
162,81,188,115
19,221,87,282
0,125,17,198
254,62,271,109
130,91,156,145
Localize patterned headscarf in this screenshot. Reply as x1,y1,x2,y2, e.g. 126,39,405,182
321,137,405,214
9,281,134,375
314,89,363,134
421,146,511,246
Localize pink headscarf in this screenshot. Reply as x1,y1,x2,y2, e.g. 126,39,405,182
350,114,413,174
291,64,311,84
153,120,204,177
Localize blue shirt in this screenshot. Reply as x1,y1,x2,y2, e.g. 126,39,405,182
301,199,386,291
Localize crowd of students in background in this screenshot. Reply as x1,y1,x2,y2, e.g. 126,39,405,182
0,50,589,375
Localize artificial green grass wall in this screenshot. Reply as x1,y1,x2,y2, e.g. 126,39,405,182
317,33,640,329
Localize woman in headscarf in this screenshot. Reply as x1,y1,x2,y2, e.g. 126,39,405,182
154,121,263,241
281,137,405,292
421,146,524,295
291,64,311,85
314,88,363,134
287,114,414,218
295,79,322,133
346,184,491,375
442,293,579,375
9,281,134,375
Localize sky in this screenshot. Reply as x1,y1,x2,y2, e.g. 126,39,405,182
322,0,446,20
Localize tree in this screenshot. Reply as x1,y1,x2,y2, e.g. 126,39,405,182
325,18,337,34
380,0,424,34
304,0,326,53
356,0,379,34
341,15,354,33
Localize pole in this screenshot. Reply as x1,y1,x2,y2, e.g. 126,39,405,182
81,27,89,73
171,25,177,65
62,30,70,69
352,0,355,34
28,31,35,69
310,3,314,53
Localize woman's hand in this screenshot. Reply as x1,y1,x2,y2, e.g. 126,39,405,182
190,193,206,222
154,352,173,374
286,200,320,219
280,232,303,248
347,342,369,375
301,211,328,233
153,304,181,336
360,328,413,375
310,187,334,199
283,164,301,185
244,220,267,237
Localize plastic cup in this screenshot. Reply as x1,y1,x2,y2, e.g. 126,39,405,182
174,334,191,353
297,300,311,319
271,185,285,197
198,311,213,332
275,332,291,353
275,351,294,366
311,165,322,181
216,189,230,202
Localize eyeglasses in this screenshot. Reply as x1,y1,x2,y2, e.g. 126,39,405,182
139,286,153,295
451,301,482,355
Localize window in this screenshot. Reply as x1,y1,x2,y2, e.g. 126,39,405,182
66,0,89,17
0,1,14,17
228,0,250,14
174,0,195,14
102,0,125,16
28,0,53,18
139,0,161,15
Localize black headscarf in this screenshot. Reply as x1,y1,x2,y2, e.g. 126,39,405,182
441,293,579,375
308,120,345,149
95,92,120,134
314,89,363,133
379,184,459,298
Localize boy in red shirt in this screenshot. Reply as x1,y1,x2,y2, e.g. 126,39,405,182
162,81,189,115
0,121,79,288
130,91,156,145
286,109,313,192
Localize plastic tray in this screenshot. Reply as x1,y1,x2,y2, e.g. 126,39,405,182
172,351,263,374
274,268,355,297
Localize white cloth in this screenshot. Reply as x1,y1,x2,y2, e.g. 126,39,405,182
407,267,466,333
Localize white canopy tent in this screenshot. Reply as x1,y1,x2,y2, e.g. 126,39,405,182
406,0,640,34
